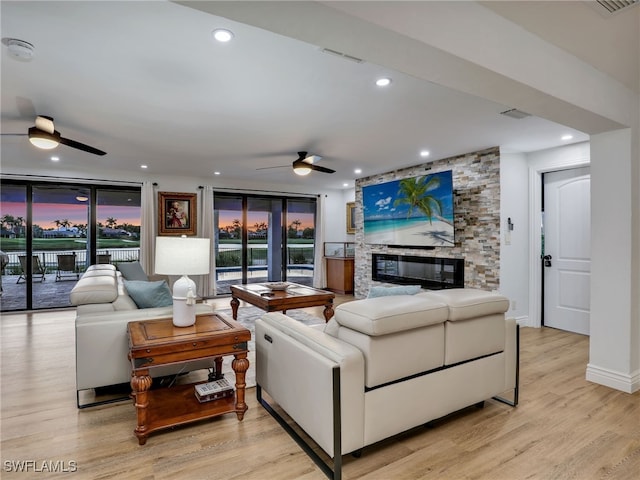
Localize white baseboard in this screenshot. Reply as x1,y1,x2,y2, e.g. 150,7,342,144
512,315,531,327
586,364,640,393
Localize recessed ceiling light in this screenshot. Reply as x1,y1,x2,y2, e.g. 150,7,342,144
561,134,573,141
140,165,148,169
354,168,362,174
375,77,391,87
420,150,430,157
75,196,88,202
343,183,349,187
212,29,234,43
50,156,59,162
214,171,221,175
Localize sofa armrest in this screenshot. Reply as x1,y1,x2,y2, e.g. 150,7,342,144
256,312,366,456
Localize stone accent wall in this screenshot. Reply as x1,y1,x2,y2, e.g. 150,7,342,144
354,146,500,298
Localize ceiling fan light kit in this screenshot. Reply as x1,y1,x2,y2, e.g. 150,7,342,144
293,161,312,176
28,127,61,150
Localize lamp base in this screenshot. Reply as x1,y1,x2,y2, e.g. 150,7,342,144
172,275,197,327
172,299,196,327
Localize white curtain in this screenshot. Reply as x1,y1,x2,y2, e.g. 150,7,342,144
312,194,326,288
139,181,156,274
198,186,216,298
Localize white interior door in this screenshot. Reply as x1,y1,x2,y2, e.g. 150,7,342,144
543,167,591,335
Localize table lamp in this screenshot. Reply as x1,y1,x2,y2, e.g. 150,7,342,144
155,236,210,327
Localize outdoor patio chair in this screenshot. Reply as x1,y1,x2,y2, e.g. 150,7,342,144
56,253,79,281
96,254,111,265
0,251,8,293
17,255,46,283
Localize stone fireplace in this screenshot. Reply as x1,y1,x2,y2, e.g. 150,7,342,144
354,146,501,298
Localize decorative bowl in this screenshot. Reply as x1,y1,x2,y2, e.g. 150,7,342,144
267,282,289,291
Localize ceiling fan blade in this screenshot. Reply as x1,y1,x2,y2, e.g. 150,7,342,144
59,137,107,156
256,164,289,171
311,164,335,174
35,115,55,134
0,133,27,136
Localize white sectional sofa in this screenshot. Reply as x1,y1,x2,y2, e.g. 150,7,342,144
255,288,518,480
71,264,213,407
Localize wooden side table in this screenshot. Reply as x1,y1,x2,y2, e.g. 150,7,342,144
127,313,251,445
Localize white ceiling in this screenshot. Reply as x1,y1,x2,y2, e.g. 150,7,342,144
1,1,634,191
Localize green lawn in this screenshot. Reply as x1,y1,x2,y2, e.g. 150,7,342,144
0,237,140,252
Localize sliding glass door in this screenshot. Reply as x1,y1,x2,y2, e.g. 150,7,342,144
0,180,140,312
213,193,316,295
0,183,27,310
285,199,315,284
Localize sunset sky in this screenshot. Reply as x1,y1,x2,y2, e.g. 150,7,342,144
1,202,141,229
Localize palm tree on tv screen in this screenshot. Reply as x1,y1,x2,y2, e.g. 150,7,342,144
394,175,446,225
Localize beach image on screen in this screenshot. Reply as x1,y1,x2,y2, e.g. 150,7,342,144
362,170,454,247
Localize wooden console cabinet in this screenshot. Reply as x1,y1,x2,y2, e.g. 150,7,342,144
324,242,355,294
326,257,354,294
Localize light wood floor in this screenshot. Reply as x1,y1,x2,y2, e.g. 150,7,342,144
1,298,638,479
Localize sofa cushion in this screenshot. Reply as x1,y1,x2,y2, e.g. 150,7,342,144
338,322,445,388
81,267,117,279
335,295,448,336
418,288,509,321
124,280,173,309
444,314,506,365
117,261,149,281
85,264,116,273
70,274,118,305
367,285,422,298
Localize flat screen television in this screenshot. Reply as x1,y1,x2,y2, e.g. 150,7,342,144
362,170,454,247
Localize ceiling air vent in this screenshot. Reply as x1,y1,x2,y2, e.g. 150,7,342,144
592,0,639,15
321,48,364,64
500,108,531,120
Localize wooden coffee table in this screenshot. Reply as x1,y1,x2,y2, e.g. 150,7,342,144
230,283,335,322
127,312,251,445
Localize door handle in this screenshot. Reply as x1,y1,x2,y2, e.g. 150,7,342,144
543,255,552,267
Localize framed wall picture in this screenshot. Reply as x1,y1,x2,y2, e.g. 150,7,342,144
346,202,356,234
158,191,197,236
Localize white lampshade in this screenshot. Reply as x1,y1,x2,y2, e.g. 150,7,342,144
155,236,210,276
155,236,211,327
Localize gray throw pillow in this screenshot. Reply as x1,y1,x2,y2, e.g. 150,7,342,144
124,280,173,309
117,261,149,281
367,285,422,298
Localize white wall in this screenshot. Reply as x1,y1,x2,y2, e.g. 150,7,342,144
499,152,529,323
323,188,355,243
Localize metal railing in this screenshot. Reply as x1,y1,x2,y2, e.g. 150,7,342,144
2,248,140,275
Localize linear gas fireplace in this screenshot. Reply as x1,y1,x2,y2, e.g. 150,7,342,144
372,253,464,290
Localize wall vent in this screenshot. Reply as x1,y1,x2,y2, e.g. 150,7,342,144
321,48,364,63
500,108,531,119
592,0,639,15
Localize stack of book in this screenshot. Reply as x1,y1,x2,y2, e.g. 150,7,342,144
194,378,234,403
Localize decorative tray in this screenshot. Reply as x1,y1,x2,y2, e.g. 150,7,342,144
267,282,289,291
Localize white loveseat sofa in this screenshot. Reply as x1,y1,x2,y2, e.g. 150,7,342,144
255,288,518,479
71,264,213,407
